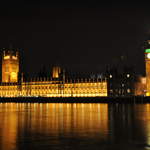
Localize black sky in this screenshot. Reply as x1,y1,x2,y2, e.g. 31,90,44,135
0,0,149,75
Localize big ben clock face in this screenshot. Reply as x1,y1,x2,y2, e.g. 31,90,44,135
147,53,150,59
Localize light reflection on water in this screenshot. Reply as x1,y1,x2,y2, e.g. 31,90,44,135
0,103,150,150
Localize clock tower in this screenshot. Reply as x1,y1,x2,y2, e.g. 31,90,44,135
2,49,19,83
145,48,150,96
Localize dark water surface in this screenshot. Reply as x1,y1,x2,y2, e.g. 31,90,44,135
0,103,150,150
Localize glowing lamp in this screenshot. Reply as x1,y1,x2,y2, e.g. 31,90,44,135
147,53,150,59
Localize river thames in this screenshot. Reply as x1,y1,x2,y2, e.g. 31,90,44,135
0,103,150,150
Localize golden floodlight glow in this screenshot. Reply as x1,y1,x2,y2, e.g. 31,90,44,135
2,51,19,83
145,48,150,96
4,56,10,60
52,66,61,78
11,72,17,79
12,56,17,60
0,81,107,97
0,49,108,97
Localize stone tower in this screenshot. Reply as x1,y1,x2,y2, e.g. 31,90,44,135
52,66,61,78
2,49,19,83
145,46,150,96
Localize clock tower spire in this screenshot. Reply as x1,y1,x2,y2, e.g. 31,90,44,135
145,40,150,96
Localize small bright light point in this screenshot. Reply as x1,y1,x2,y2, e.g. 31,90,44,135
147,53,150,59
127,74,130,78
110,75,112,78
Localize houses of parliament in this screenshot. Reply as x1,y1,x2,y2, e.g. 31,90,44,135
0,48,107,97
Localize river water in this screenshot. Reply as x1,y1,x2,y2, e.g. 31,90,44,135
0,103,150,150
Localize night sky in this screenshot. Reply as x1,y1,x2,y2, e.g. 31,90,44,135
0,1,149,75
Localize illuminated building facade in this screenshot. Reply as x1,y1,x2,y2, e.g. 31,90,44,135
0,80,107,97
0,49,107,97
134,76,146,96
2,50,19,83
52,66,61,78
145,48,150,96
